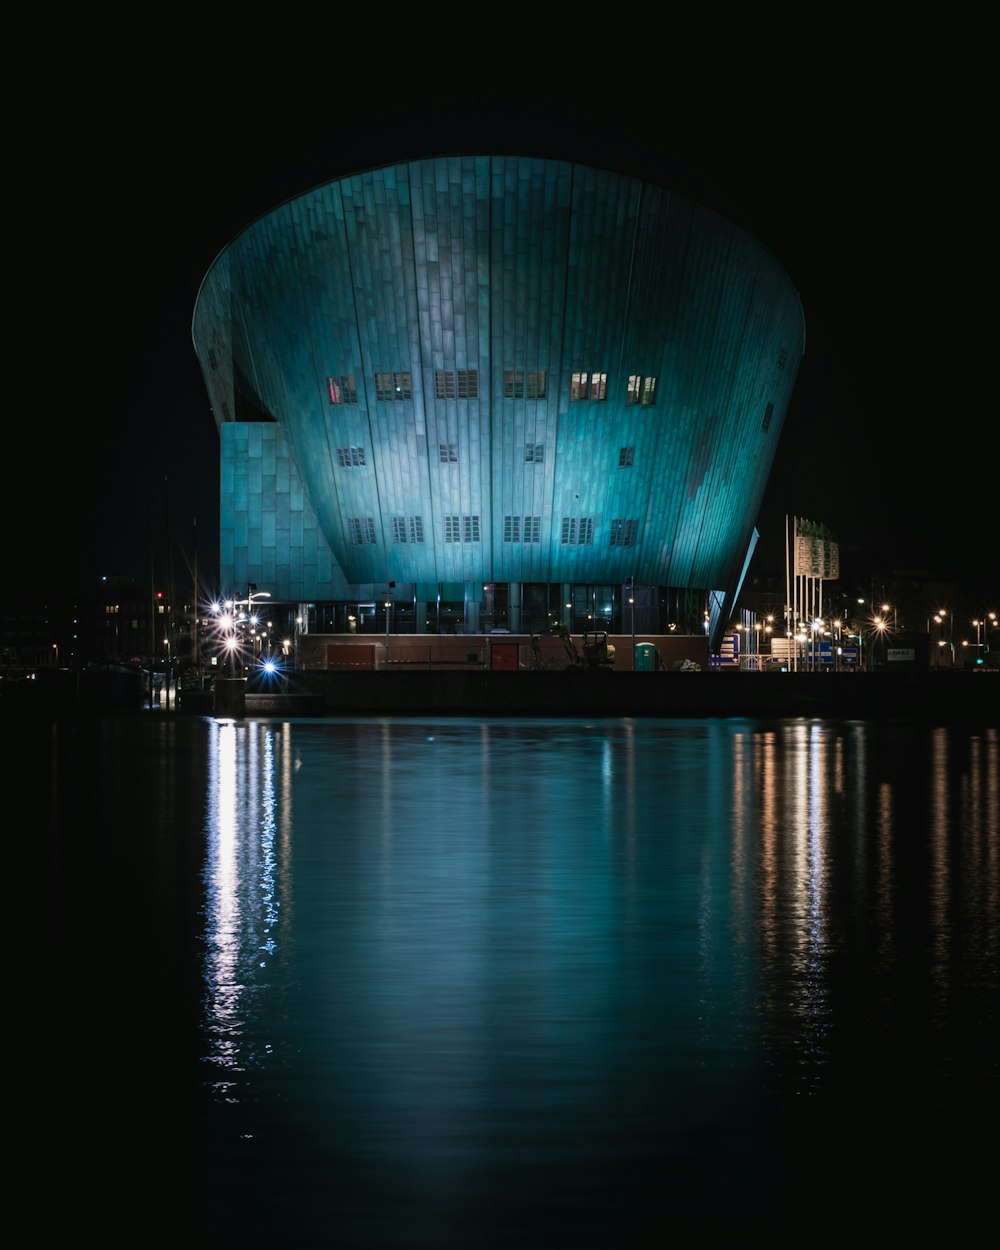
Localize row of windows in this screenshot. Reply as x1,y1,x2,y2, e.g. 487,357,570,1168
337,444,638,467
328,371,659,405
503,516,542,543
391,516,424,543
444,515,481,543
346,515,641,546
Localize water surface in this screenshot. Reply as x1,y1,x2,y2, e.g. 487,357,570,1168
35,714,998,1247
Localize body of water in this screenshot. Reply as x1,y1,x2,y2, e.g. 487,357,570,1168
33,712,998,1247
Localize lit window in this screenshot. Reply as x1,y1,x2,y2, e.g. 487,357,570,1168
434,370,478,399
571,371,607,401
374,371,412,401
626,375,657,406
328,375,358,404
504,370,546,399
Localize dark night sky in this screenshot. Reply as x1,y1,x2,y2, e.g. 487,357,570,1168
11,53,994,606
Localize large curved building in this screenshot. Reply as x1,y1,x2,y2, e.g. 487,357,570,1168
193,156,804,648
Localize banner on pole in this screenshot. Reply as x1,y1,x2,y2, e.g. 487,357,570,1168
794,520,839,580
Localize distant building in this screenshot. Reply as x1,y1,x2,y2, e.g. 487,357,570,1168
90,575,158,665
193,156,804,650
0,593,81,670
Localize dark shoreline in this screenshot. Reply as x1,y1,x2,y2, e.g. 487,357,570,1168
264,669,1000,723
6,667,995,724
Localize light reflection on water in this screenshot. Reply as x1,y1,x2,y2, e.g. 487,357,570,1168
31,711,998,1248
186,716,999,1247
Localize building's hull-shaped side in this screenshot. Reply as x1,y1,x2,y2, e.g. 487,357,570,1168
193,156,804,617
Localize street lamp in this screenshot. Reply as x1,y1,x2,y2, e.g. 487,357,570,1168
811,617,823,670
971,613,996,666
934,609,954,668
628,576,635,663
872,615,888,669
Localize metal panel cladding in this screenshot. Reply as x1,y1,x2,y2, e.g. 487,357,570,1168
193,156,805,598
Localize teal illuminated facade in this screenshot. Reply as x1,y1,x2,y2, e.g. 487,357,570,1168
193,157,804,646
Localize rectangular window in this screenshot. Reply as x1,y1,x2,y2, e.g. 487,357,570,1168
434,369,478,399
439,443,458,463
561,517,594,545
525,443,544,463
391,516,424,543
762,402,774,432
336,446,366,467
374,371,412,401
571,371,607,401
610,518,639,546
626,375,657,405
618,446,635,468
777,349,788,371
502,516,541,543
328,375,358,404
348,517,377,544
444,515,481,543
504,370,546,399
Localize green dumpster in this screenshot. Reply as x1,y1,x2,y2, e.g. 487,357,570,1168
635,643,659,672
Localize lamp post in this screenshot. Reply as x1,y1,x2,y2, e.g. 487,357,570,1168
384,581,394,652
628,576,635,665
872,614,888,670
971,612,996,666
933,609,953,668
247,588,270,669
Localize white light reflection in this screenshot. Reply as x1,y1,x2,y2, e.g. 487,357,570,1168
756,721,833,1089
203,721,284,1096
205,720,243,1084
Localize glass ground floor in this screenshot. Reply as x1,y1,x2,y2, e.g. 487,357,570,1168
281,582,710,641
